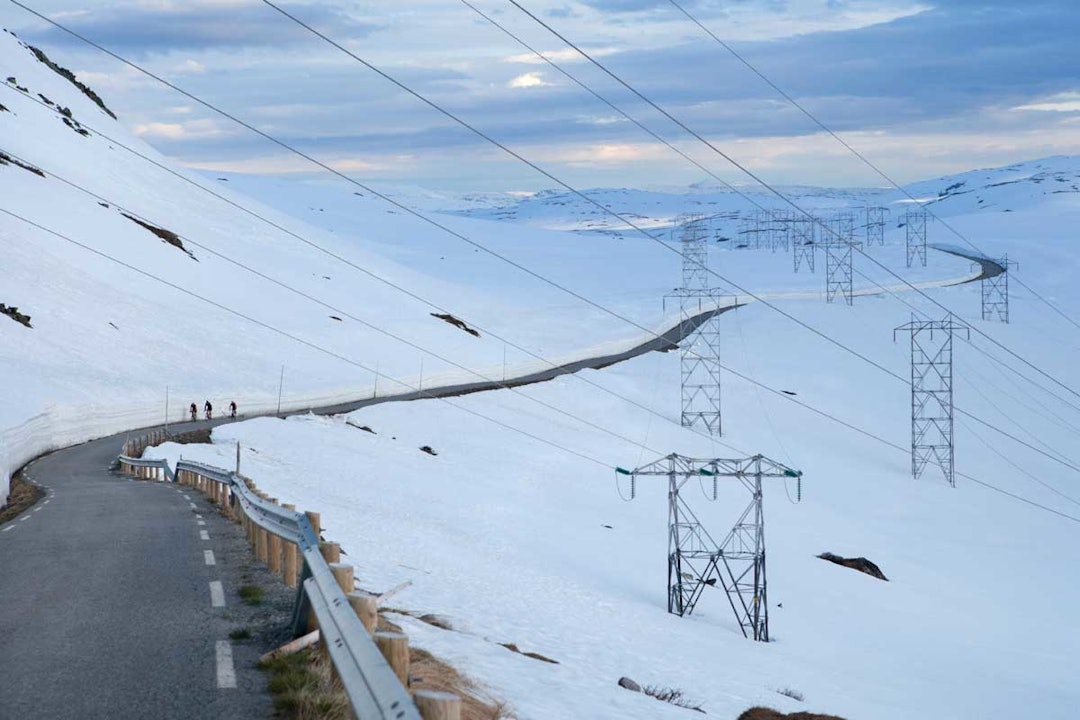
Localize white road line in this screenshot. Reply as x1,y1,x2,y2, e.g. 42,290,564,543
216,641,237,689
209,581,225,607
197,520,206,526
20,516,30,522
204,550,216,566
182,495,190,500
33,507,42,513
200,530,210,541
1,526,13,533
189,503,197,510
43,500,50,505
196,514,203,520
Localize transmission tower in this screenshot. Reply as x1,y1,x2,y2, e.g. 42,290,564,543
792,213,815,273
894,315,969,486
769,210,790,253
825,213,857,305
865,206,888,247
903,209,929,268
981,255,1018,323
618,453,803,641
666,214,726,435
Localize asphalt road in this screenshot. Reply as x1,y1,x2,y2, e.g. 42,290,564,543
0,429,286,719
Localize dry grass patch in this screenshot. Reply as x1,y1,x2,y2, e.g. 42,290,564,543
409,647,512,720
260,647,350,720
0,472,44,525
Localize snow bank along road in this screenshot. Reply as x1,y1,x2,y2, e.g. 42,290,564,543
0,247,994,717
0,428,280,719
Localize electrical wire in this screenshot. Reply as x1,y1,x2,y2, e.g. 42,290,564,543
504,0,1080,407
8,2,1080,524
16,1,1076,479
665,0,1080,335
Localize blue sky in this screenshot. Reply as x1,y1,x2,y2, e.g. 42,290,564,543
3,0,1078,191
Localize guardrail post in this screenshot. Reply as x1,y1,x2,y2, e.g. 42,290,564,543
329,563,353,595
319,542,341,564
413,691,461,720
305,511,321,539
282,504,299,587
267,501,282,575
347,591,379,635
374,632,409,686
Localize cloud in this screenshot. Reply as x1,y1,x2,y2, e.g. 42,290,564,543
133,118,230,140
24,2,384,54
509,72,552,88
1013,92,1080,113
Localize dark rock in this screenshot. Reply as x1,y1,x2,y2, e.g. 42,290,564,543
817,552,888,581
618,677,642,693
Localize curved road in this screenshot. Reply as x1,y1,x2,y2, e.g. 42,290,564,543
0,246,998,718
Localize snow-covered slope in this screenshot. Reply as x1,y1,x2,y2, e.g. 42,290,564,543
0,30,689,504
150,186,1080,719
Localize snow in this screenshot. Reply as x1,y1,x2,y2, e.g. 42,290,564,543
149,188,1080,717
4,28,1080,720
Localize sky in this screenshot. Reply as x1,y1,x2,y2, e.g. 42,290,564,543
2,0,1078,192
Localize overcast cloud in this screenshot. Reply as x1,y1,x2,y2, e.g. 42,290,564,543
2,0,1077,190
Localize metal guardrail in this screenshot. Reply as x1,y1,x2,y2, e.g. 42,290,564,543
117,454,175,483
122,453,419,720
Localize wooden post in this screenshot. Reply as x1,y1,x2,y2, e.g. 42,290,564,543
305,511,321,538
374,632,409,686
329,563,354,594
413,691,461,720
282,504,298,587
267,531,282,574
319,542,341,564
257,523,268,564
347,591,379,635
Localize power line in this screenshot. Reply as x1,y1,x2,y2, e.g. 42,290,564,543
0,145,759,466
252,0,1080,476
12,2,1080,520
504,0,1080,407
665,0,1080,335
0,204,619,469
18,0,1075,472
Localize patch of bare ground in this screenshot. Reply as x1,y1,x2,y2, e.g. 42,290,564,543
120,213,196,259
0,471,44,525
167,427,213,445
737,708,847,720
378,613,513,718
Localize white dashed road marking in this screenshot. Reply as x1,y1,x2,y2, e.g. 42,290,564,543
33,507,42,513
1,526,13,533
216,641,237,689
189,503,197,510
20,516,30,522
204,550,216,566
42,500,49,505
209,581,225,608
200,530,210,541
197,520,206,526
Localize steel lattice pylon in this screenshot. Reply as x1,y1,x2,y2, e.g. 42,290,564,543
903,209,928,268
825,213,856,305
865,206,889,247
894,315,969,486
981,255,1018,323
769,210,790,253
620,453,803,642
792,214,815,273
667,214,726,436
